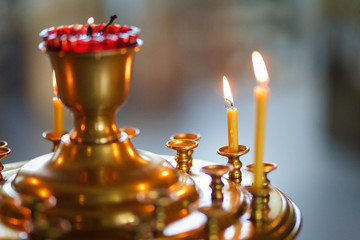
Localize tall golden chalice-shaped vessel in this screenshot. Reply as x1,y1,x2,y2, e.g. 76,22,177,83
0,30,198,239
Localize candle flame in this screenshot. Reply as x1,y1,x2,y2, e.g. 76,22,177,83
222,75,234,108
252,51,269,87
52,70,58,96
87,17,94,25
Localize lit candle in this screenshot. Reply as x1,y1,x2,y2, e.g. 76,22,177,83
87,17,94,36
52,70,64,135
251,51,270,191
222,76,239,153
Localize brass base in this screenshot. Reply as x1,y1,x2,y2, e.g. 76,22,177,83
0,156,301,240
0,134,199,239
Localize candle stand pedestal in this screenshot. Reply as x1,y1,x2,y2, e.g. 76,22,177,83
0,28,301,239
217,145,250,184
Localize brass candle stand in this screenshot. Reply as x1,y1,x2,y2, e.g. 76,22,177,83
170,133,201,168
217,145,250,184
0,26,302,239
166,139,198,173
0,144,11,183
200,165,231,202
42,131,69,151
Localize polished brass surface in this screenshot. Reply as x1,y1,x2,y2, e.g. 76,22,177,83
0,146,11,183
0,157,301,240
42,131,68,152
119,127,140,139
217,145,250,184
200,165,230,201
246,162,277,188
0,39,200,239
170,133,201,169
0,140,8,147
0,29,301,240
166,139,198,172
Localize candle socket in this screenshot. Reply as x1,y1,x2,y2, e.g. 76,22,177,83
170,133,201,168
201,164,230,202
0,140,8,147
217,145,249,184
166,139,198,173
245,162,277,188
119,127,140,139
245,163,277,226
42,130,68,152
0,146,11,183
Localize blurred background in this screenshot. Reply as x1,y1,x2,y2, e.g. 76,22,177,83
0,0,359,239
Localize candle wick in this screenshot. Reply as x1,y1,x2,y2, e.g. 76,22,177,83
99,15,118,34
87,25,93,36
224,99,233,109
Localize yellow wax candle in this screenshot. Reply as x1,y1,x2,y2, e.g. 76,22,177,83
52,71,64,135
223,76,239,152
251,51,270,191
53,97,63,135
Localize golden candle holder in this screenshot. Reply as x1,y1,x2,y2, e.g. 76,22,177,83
246,162,277,188
119,127,140,139
166,139,198,173
170,133,200,168
0,37,200,239
217,145,250,184
0,140,8,147
0,24,302,240
0,146,11,183
42,130,69,152
200,164,231,202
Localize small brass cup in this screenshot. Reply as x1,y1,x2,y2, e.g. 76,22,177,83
42,131,68,152
119,127,140,139
201,164,231,202
170,133,200,170
166,139,198,173
245,162,278,188
0,140,8,147
0,146,11,183
217,145,249,184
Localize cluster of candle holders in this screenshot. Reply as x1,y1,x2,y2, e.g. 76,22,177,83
0,34,301,240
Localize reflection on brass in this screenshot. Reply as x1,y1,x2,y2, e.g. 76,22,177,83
166,139,198,172
170,133,201,168
0,140,8,147
246,162,277,188
119,127,140,139
42,130,68,152
137,189,179,237
0,39,200,239
248,186,271,229
0,34,302,240
0,157,302,239
217,145,249,184
0,146,11,183
201,165,230,202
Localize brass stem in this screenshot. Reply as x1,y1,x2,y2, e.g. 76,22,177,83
217,145,249,184
71,112,119,144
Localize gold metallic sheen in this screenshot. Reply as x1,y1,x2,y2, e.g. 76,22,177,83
0,41,200,239
217,145,250,184
42,131,69,152
0,157,301,240
166,139,198,173
170,133,201,169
